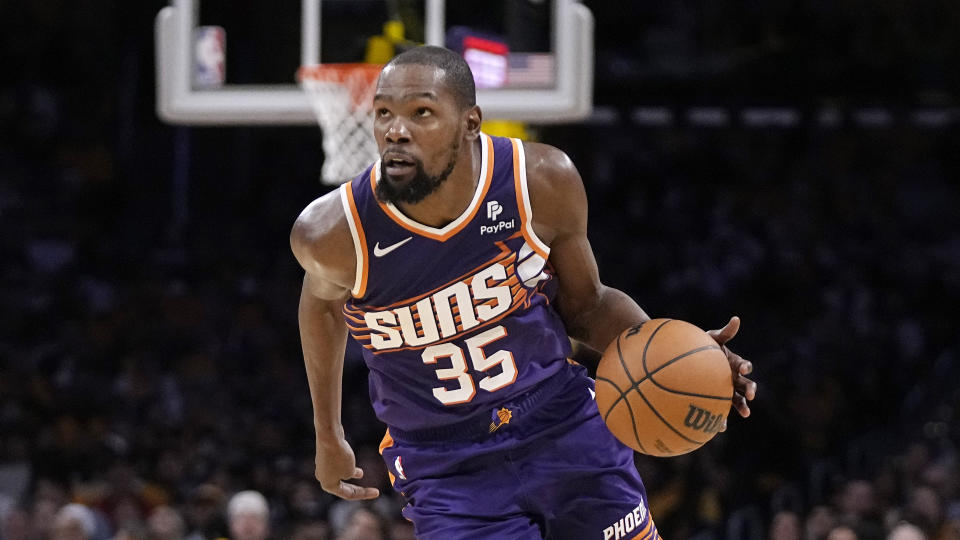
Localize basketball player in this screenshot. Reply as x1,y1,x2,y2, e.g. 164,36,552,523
291,46,757,540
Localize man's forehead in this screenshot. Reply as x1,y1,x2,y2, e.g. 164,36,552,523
375,64,450,100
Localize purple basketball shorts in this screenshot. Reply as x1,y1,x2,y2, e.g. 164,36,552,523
379,364,661,540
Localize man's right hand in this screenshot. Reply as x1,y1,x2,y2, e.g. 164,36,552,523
315,438,380,500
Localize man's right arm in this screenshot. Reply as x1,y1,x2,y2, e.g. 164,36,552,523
290,191,379,500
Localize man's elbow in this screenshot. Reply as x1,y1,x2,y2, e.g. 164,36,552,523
558,288,607,340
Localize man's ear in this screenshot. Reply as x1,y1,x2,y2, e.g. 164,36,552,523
464,105,482,138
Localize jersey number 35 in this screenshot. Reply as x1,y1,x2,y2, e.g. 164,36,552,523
421,325,517,405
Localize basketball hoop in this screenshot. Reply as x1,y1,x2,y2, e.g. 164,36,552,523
298,64,383,185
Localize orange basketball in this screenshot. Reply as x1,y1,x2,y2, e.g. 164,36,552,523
595,319,733,457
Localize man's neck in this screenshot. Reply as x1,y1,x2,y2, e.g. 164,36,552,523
394,137,483,228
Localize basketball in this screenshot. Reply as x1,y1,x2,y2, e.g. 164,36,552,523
595,319,734,457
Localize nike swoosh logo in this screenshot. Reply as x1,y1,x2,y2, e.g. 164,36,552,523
373,237,413,257
588,388,596,400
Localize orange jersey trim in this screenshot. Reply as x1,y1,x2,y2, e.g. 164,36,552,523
378,429,397,485
378,428,394,455
340,182,369,298
369,134,495,242
510,138,550,259
626,516,658,540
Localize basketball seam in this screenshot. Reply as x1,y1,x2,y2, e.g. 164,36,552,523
615,334,648,452
644,345,734,401
610,334,645,452
627,319,722,448
629,321,733,400
616,332,639,385
603,320,730,453
596,376,647,453
630,385,703,447
639,319,672,384
596,377,626,423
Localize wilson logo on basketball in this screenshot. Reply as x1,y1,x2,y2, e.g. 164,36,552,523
684,404,725,434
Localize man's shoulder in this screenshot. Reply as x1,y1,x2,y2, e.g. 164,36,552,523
292,189,347,245
521,141,576,178
520,141,583,197
519,141,588,244
290,188,354,279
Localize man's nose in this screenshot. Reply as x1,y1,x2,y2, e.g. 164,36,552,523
384,119,411,144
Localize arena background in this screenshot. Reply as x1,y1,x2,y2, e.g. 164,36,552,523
2,1,959,539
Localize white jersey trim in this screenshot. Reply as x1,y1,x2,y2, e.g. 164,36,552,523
339,183,366,297
513,139,551,257
375,132,492,238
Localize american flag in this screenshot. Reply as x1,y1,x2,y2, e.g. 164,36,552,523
506,53,555,88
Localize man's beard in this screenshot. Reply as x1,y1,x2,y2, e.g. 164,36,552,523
376,141,460,205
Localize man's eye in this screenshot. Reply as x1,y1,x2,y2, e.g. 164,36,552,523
416,108,432,117
376,108,390,117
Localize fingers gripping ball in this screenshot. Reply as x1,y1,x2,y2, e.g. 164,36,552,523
596,319,733,457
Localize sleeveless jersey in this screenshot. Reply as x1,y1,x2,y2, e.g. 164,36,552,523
338,133,573,432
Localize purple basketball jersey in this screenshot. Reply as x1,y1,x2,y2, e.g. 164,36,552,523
338,133,572,433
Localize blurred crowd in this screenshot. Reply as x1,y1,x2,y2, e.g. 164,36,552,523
2,1,959,540
552,125,960,539
4,99,959,539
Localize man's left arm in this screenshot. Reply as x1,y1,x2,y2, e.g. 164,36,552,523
523,142,757,418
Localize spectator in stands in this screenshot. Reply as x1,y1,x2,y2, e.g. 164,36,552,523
904,486,945,539
839,480,880,525
887,522,927,540
807,505,839,540
290,521,330,540
146,505,187,540
51,503,97,540
335,506,388,540
184,484,228,540
771,510,803,540
2,508,31,540
827,525,859,540
227,490,271,540
390,518,416,540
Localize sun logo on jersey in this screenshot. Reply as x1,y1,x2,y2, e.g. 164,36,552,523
488,407,513,433
344,233,551,353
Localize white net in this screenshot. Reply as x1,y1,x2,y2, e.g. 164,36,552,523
299,64,383,185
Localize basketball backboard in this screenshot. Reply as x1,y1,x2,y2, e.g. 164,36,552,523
155,0,593,125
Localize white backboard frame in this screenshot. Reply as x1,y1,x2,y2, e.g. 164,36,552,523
155,0,593,125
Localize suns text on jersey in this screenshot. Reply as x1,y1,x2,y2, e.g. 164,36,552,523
346,238,550,353
363,262,513,351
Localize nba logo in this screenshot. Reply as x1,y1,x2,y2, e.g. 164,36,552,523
194,26,226,88
394,456,407,480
